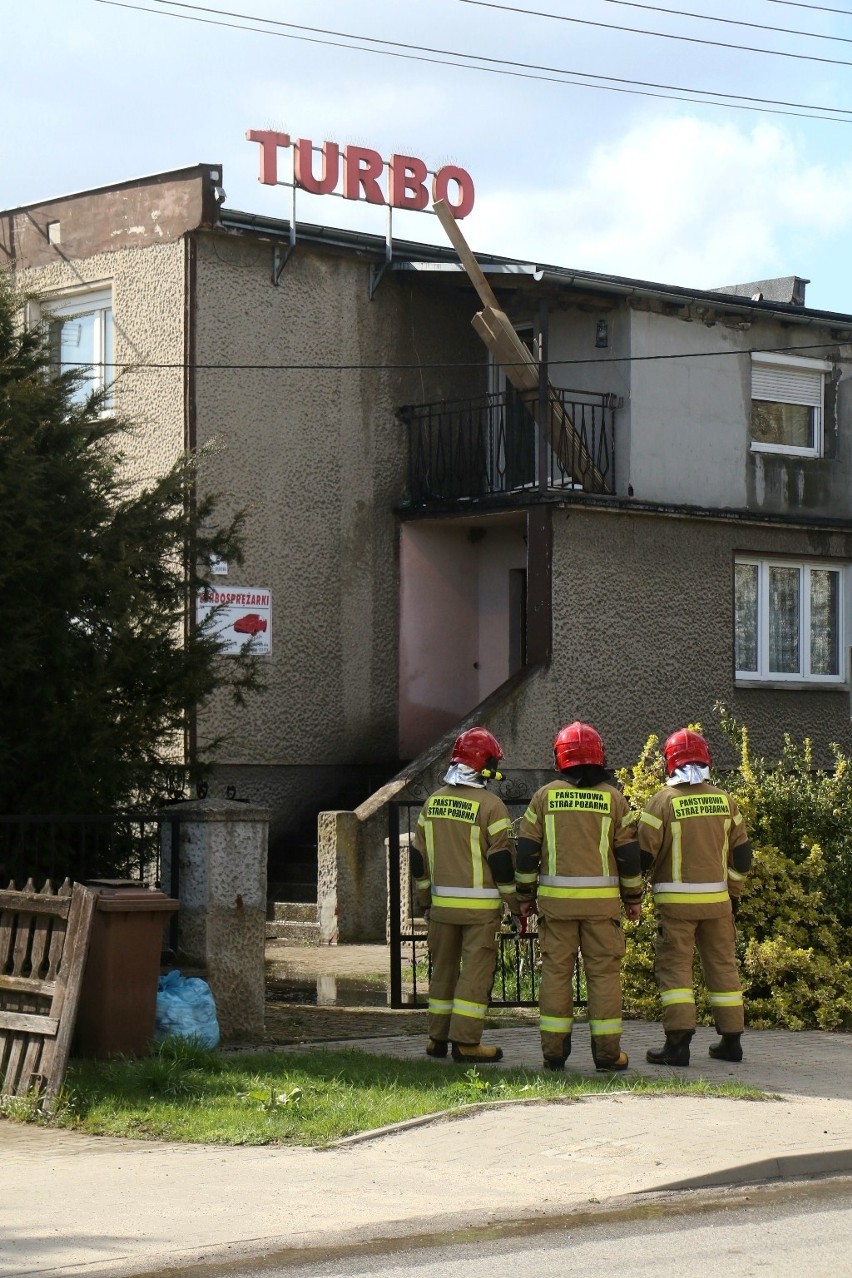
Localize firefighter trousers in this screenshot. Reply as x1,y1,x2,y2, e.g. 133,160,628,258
539,915,625,1064
654,910,744,1034
427,915,499,1045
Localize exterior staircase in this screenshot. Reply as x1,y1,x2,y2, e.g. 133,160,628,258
265,900,320,944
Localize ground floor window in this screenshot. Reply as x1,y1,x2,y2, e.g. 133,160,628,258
735,557,844,682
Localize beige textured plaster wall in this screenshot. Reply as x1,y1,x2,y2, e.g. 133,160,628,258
481,507,852,772
14,242,186,481
191,231,483,824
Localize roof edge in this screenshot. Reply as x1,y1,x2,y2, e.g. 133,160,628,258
0,164,222,219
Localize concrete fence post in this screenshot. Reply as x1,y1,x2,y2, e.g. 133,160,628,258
160,798,270,1041
317,810,386,944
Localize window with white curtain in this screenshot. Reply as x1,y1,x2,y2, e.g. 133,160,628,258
44,288,114,410
750,352,830,458
735,557,844,683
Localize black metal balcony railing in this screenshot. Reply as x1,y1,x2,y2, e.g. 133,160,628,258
399,387,617,507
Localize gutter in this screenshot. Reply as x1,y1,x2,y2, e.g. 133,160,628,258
217,209,852,328
398,490,852,535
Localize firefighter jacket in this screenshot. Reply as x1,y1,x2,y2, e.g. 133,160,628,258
515,780,640,920
410,784,518,924
638,782,751,919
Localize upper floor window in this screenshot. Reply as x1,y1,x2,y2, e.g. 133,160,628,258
45,289,113,410
750,352,831,458
735,556,844,683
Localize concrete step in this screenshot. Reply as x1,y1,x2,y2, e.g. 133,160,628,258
269,901,318,924
268,877,317,905
265,919,322,943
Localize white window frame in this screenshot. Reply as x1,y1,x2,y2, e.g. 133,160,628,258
41,286,114,411
750,351,830,459
735,556,845,684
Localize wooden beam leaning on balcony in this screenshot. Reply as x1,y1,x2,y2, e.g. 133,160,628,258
432,200,606,494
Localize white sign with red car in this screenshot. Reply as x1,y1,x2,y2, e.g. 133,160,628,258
196,586,271,656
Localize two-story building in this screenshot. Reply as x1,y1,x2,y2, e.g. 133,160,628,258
3,162,850,913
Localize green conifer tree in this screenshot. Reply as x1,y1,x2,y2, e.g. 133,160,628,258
0,280,262,813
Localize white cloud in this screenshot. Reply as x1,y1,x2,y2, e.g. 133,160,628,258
467,115,852,293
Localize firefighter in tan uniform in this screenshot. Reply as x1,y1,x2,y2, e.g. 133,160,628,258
515,722,642,1072
639,728,752,1067
410,727,518,1064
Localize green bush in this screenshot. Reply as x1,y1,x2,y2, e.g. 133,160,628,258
616,714,852,1031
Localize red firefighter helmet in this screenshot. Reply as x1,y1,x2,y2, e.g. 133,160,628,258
663,729,711,774
553,722,605,771
450,727,503,773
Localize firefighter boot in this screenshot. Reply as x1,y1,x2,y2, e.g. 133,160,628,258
646,1031,694,1067
451,1042,504,1064
709,1032,743,1062
426,1039,448,1058
591,1039,629,1072
543,1034,572,1071
594,1050,629,1073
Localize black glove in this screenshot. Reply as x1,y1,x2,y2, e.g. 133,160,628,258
730,896,740,918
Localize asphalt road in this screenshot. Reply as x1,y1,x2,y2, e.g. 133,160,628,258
187,1177,852,1278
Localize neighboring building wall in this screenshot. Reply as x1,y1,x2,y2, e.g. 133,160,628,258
0,167,218,483
6,240,186,482
624,307,852,521
481,506,852,771
744,323,852,521
0,166,215,266
190,231,484,837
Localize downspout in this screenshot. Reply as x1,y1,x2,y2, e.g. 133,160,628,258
184,230,199,780
537,298,549,494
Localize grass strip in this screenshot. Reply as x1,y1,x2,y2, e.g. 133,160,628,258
0,1040,765,1148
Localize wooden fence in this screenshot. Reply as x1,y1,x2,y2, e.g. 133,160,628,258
0,880,96,1110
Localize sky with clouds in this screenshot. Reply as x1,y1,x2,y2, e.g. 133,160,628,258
5,0,852,313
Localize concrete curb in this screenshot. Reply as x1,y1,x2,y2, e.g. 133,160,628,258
325,1095,578,1146
324,1082,769,1148
651,1147,852,1190
117,1174,852,1278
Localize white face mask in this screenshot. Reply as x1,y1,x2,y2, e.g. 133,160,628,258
667,764,711,787
443,763,488,788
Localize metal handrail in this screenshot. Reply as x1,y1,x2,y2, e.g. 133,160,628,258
399,387,616,507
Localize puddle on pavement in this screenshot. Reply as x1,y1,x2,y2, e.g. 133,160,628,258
266,973,395,1007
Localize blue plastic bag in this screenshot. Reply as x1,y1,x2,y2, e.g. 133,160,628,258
154,970,220,1050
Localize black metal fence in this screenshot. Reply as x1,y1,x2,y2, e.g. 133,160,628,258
0,813,167,890
387,798,584,1011
400,387,616,508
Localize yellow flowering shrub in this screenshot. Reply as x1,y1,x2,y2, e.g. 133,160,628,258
616,714,852,1030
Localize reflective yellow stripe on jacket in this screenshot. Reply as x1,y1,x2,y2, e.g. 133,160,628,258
431,885,500,910
538,874,620,900
653,880,729,905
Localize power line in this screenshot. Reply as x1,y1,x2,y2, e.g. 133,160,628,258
56,341,852,374
452,0,852,67
766,0,852,15
601,0,852,45
96,0,852,125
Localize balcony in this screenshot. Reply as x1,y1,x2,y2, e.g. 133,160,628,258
399,387,617,509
